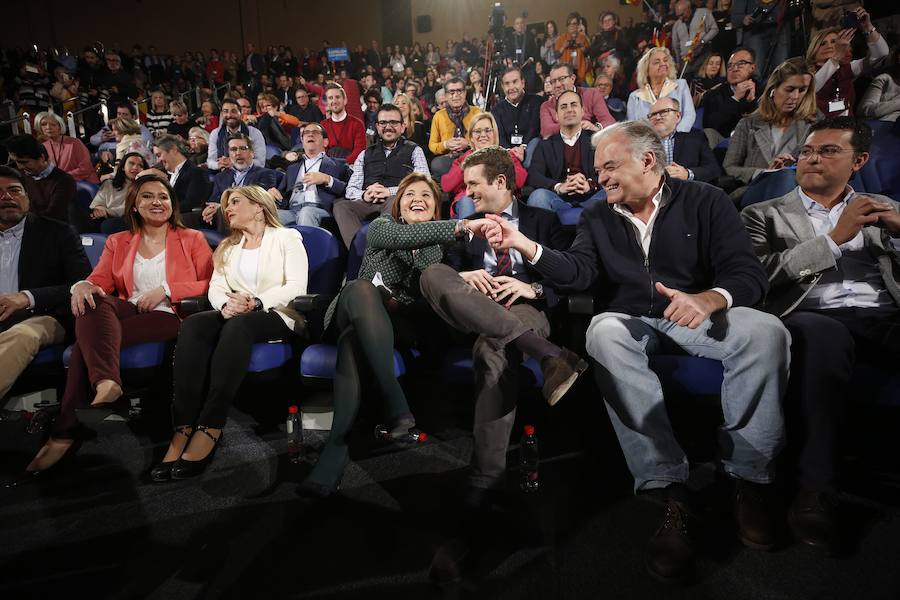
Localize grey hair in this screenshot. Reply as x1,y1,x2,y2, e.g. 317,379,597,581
34,111,67,135
154,133,189,157
591,121,666,174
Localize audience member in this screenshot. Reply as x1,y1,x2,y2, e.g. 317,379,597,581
91,105,153,154
540,20,561,67
334,104,430,248
166,100,194,140
690,52,726,107
671,0,719,73
441,114,528,218
152,186,305,481
482,120,788,584
187,127,210,166
320,83,367,163
731,0,791,76
287,87,324,126
153,135,213,224
26,174,213,475
0,166,91,400
111,117,148,161
206,98,266,171
701,47,761,143
491,67,542,164
858,46,900,122
556,12,592,83
527,90,606,212
506,16,538,65
540,62,615,139
271,123,350,226
421,147,583,505
806,8,889,118
145,90,173,137
301,173,487,497
204,134,278,226
391,92,429,152
255,93,296,151
429,77,481,180
5,134,77,225
724,59,816,199
35,112,98,184
90,152,149,234
647,97,721,182
627,47,696,130
741,117,900,553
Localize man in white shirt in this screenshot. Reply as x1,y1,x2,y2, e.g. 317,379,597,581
741,117,900,554
206,98,266,171
269,123,350,227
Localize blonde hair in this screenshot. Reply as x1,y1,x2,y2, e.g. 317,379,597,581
111,116,141,136
466,112,499,147
34,111,67,136
636,47,676,89
391,92,417,138
755,58,817,124
805,27,841,67
213,186,283,270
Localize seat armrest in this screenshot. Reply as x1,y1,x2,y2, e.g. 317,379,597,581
179,295,212,315
567,294,595,316
292,294,333,314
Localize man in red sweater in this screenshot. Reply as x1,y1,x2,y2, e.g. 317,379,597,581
320,83,367,164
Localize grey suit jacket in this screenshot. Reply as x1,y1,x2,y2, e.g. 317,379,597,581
741,187,900,317
724,115,812,184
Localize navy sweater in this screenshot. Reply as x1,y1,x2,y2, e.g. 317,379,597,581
534,175,768,317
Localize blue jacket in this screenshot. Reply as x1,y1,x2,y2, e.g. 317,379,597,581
276,155,350,214
209,165,279,203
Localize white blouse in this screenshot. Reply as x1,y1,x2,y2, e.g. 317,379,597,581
238,247,260,291
131,250,173,314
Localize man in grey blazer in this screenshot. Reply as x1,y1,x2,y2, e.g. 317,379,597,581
741,117,900,554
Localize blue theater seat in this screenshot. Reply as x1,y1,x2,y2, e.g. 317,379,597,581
201,229,225,249
558,207,583,227
692,107,703,131
740,168,797,209
81,234,107,268
31,345,65,366
439,346,543,387
75,181,99,209
648,355,725,397
63,340,168,370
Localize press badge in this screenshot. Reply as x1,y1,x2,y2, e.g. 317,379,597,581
828,100,846,113
511,134,523,145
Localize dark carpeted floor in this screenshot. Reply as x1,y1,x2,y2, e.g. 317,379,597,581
1,368,899,600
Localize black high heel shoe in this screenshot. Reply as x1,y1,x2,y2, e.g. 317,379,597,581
150,426,193,483
171,426,223,480
76,396,131,426
4,438,82,489
374,422,429,445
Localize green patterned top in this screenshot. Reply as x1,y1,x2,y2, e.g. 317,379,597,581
324,215,460,329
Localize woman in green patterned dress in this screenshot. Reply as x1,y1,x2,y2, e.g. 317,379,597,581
299,172,495,497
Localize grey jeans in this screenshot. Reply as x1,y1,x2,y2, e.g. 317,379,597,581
584,307,790,492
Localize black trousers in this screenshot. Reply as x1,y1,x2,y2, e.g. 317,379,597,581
172,310,292,428
782,306,900,491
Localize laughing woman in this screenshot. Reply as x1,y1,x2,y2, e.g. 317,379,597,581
299,173,496,497
152,186,308,481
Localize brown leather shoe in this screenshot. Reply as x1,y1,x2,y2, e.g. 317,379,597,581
646,494,696,584
789,489,838,554
540,348,588,406
734,479,780,551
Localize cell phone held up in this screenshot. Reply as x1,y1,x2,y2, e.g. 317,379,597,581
841,10,859,30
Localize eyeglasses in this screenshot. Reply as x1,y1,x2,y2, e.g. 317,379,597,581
470,128,494,136
726,60,754,70
228,145,251,153
546,75,573,86
0,186,26,198
797,145,853,160
647,108,679,119
445,88,465,96
377,119,403,127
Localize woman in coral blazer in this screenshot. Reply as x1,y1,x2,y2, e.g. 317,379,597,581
26,174,213,475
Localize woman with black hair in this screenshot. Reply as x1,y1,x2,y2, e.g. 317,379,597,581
89,152,149,234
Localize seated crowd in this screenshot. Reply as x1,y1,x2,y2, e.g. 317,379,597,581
1,2,898,585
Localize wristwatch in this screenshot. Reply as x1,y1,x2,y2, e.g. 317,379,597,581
252,297,264,311
530,282,544,299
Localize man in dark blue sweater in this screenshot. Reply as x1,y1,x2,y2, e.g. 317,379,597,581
480,121,790,584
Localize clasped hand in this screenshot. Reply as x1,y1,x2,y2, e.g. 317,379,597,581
222,291,255,319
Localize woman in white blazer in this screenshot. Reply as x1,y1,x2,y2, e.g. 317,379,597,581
152,185,309,481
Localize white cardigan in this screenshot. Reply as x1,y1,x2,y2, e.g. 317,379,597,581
208,226,309,332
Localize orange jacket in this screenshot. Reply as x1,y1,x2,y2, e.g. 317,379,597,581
88,226,213,309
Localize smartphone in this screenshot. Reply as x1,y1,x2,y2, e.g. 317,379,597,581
841,10,859,29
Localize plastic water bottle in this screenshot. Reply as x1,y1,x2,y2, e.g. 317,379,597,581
287,405,304,463
519,424,539,492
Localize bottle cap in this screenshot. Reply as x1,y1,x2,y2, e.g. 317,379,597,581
524,424,535,436
288,405,299,414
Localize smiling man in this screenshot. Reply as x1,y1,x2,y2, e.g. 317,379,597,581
479,121,790,583
202,134,278,228
206,98,266,171
741,117,900,553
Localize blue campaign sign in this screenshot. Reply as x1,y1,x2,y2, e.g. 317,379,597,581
326,47,350,62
